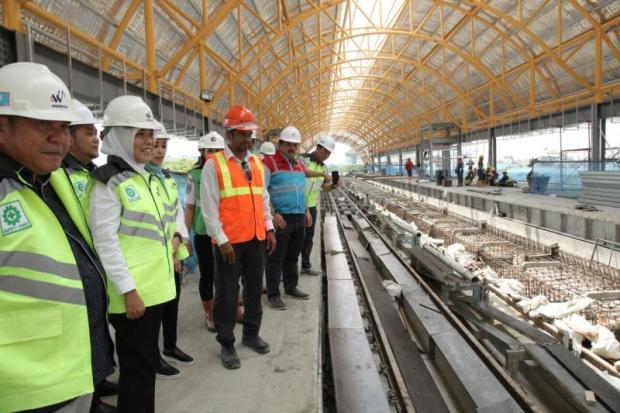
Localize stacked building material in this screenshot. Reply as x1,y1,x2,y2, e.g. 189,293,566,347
579,171,620,208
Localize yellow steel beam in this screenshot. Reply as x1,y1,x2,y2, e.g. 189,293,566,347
144,0,157,93
2,0,22,31
96,0,124,41
175,47,198,87
158,0,243,77
102,0,141,71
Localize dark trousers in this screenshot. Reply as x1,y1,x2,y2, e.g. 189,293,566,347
213,238,265,347
195,234,215,301
301,206,317,269
161,272,181,350
457,172,464,186
406,169,413,177
109,304,163,413
266,214,305,298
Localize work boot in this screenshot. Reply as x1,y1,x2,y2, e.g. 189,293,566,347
268,296,286,310
96,379,118,397
220,345,240,369
163,346,194,365
90,400,116,413
156,356,180,379
300,266,321,276
285,288,310,300
242,336,270,354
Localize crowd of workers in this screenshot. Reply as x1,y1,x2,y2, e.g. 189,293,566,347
0,62,338,413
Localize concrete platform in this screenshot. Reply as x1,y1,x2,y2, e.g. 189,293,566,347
375,176,620,243
103,231,323,412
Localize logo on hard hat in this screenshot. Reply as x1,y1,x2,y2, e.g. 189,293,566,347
210,136,216,142
50,90,68,109
146,112,153,121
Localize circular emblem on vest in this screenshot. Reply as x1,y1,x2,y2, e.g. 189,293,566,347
2,204,20,225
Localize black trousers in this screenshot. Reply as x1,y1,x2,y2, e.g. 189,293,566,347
213,238,265,347
109,304,164,413
266,214,305,298
161,271,181,350
301,206,317,269
195,234,215,301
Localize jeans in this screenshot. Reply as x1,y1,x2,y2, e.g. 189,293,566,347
266,214,305,298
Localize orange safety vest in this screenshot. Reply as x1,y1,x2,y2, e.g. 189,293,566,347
213,151,266,244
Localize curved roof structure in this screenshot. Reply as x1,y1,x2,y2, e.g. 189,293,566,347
4,0,620,160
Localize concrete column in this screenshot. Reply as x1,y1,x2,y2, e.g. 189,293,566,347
442,149,451,177
590,103,604,170
488,127,497,168
415,144,422,166
398,149,403,175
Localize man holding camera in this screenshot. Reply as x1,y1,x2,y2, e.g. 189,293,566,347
300,136,338,275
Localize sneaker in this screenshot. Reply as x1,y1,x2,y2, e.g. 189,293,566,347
220,346,240,369
163,347,194,365
242,336,270,354
300,267,321,276
285,288,310,300
268,296,286,310
156,356,180,379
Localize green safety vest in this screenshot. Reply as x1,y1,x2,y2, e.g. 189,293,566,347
161,172,180,240
0,170,93,412
189,167,207,235
106,171,175,313
65,166,93,220
304,158,327,208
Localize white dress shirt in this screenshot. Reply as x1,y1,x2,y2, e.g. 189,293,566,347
200,145,273,246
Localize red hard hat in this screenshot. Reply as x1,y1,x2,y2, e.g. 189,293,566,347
223,105,258,131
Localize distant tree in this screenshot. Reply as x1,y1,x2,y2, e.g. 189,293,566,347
163,158,197,173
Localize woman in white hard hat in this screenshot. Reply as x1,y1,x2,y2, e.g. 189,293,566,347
259,141,276,159
145,127,194,379
90,96,174,413
185,131,227,331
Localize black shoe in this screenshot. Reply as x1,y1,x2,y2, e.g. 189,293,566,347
90,400,117,413
96,379,118,397
242,336,270,354
300,267,321,276
163,346,195,365
156,356,180,379
220,346,240,369
285,288,310,300
268,296,286,310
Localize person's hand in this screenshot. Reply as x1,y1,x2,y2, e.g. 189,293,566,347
124,290,145,320
273,213,287,230
186,239,193,256
305,210,313,227
266,231,277,255
173,257,182,273
219,242,235,264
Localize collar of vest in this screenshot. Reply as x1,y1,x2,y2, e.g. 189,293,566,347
92,155,136,184
62,153,90,172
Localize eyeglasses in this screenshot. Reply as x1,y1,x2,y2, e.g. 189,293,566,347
241,160,252,182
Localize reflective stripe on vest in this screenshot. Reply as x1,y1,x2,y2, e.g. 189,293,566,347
0,172,93,412
189,168,207,235
213,151,266,244
107,172,175,313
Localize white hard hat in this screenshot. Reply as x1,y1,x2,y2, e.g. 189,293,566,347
70,99,98,126
154,124,170,140
0,62,79,122
260,141,276,155
279,126,301,144
103,95,160,129
318,135,335,153
199,131,225,149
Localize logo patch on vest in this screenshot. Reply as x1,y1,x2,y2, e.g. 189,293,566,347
73,180,87,198
1,201,31,235
124,185,141,202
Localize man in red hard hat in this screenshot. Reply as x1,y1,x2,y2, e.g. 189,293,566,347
200,105,277,369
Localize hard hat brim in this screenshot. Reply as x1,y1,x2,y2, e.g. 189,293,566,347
70,120,99,126
7,109,82,123
104,121,163,130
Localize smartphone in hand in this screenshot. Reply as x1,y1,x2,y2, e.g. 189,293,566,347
331,170,339,185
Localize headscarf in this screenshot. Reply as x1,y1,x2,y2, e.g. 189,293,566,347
100,127,147,174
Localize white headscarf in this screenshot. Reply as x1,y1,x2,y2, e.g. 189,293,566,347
100,127,147,174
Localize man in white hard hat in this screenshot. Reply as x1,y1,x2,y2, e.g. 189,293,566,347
299,135,338,275
185,131,227,332
259,141,276,158
90,96,173,412
0,62,114,412
264,126,312,310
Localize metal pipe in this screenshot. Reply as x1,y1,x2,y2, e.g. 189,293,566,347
122,56,127,94
66,27,73,94
26,24,33,62
98,47,104,112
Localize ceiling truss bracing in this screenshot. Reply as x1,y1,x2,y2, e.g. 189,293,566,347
1,0,619,161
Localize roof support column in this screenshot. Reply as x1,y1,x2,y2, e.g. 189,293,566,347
590,103,604,169
144,0,157,94
398,149,403,176
488,127,496,169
